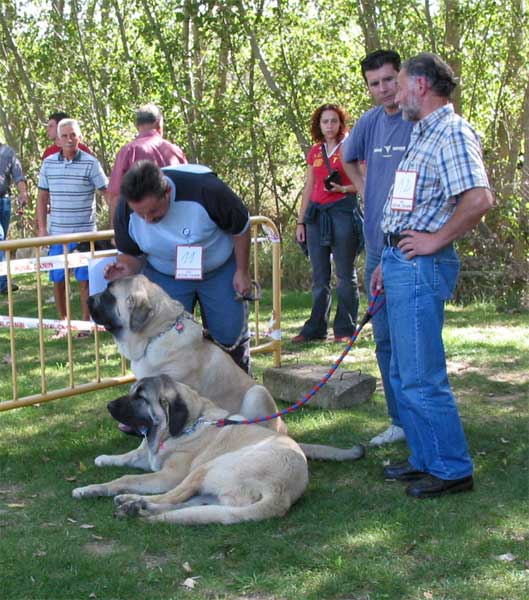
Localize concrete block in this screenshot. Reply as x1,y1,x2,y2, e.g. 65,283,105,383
263,364,376,410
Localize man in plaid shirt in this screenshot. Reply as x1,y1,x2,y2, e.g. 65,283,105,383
371,53,494,499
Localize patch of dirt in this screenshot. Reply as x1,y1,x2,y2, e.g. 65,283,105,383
447,358,528,385
82,540,119,556
0,484,25,497
142,553,172,569
0,484,29,510
225,596,285,600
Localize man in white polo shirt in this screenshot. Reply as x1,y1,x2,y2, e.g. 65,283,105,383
37,119,108,335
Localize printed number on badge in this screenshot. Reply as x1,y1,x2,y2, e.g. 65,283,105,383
391,170,417,212
175,245,204,280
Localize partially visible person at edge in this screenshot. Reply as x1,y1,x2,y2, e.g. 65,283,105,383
104,160,253,374
341,50,413,447
42,112,92,160
293,103,361,344
107,103,187,226
372,52,494,499
0,141,29,295
37,119,108,336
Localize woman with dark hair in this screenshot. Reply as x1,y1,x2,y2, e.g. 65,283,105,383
293,104,361,343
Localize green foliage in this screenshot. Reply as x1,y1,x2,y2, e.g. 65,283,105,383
0,0,527,306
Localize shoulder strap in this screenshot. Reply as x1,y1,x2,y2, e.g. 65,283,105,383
321,144,334,175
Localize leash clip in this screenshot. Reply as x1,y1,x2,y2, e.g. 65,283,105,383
235,280,262,302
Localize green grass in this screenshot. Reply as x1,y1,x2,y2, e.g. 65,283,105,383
1,283,528,600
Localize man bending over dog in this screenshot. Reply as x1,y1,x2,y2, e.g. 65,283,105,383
105,160,252,373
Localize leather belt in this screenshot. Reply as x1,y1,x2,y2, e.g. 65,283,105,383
384,233,409,247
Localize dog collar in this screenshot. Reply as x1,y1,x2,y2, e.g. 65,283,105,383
142,311,193,358
180,416,209,437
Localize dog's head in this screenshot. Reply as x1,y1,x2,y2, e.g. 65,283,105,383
87,275,186,357
108,375,196,453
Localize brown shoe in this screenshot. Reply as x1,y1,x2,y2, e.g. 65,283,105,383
291,334,308,343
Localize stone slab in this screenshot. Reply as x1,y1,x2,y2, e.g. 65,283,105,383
263,364,376,410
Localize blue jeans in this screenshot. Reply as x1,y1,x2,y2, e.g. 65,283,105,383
365,249,402,428
0,196,11,293
301,203,359,338
143,253,250,372
382,244,473,480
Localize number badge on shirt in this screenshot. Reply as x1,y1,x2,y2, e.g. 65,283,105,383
391,170,417,212
175,245,204,280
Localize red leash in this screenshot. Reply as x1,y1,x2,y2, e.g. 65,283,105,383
215,290,385,427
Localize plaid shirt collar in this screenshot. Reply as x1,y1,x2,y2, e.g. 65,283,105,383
414,103,453,137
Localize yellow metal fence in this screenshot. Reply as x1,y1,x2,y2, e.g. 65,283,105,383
0,216,281,412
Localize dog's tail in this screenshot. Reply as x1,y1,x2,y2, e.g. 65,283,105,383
298,442,365,461
145,491,295,525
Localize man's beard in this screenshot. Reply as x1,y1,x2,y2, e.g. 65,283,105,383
401,99,420,122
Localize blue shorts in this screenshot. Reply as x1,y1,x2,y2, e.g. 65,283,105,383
49,243,89,283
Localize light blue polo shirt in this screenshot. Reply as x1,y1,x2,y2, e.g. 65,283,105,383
38,150,108,235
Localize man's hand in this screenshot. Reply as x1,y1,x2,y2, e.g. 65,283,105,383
104,262,130,281
397,230,443,259
17,194,29,215
103,255,143,281
370,262,384,296
233,269,252,297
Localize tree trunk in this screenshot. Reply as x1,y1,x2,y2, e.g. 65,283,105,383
234,0,309,155
444,0,462,115
111,0,142,98
521,77,529,206
140,0,198,161
0,8,46,125
356,0,380,53
70,0,111,172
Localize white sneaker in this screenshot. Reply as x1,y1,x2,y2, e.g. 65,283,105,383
45,292,73,304
369,424,406,446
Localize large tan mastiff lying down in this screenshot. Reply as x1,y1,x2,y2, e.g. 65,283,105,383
87,275,365,461
73,376,309,524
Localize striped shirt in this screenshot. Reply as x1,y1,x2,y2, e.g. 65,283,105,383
38,150,108,235
0,144,25,196
381,104,490,234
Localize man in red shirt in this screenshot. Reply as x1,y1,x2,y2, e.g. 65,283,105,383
42,112,92,160
107,104,187,225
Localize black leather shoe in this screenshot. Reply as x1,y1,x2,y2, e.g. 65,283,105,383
406,474,474,499
383,461,427,481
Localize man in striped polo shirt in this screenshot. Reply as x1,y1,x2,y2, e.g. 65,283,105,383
37,119,108,333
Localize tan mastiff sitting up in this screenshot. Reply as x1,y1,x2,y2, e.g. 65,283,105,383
73,375,309,525
87,274,364,461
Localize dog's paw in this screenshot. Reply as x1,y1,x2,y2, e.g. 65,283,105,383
114,493,142,506
95,454,115,467
114,500,142,518
72,484,108,499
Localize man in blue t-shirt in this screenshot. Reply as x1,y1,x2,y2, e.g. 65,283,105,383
342,50,413,447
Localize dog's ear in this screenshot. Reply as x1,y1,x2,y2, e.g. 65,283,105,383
167,392,189,437
157,375,189,436
127,290,154,333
